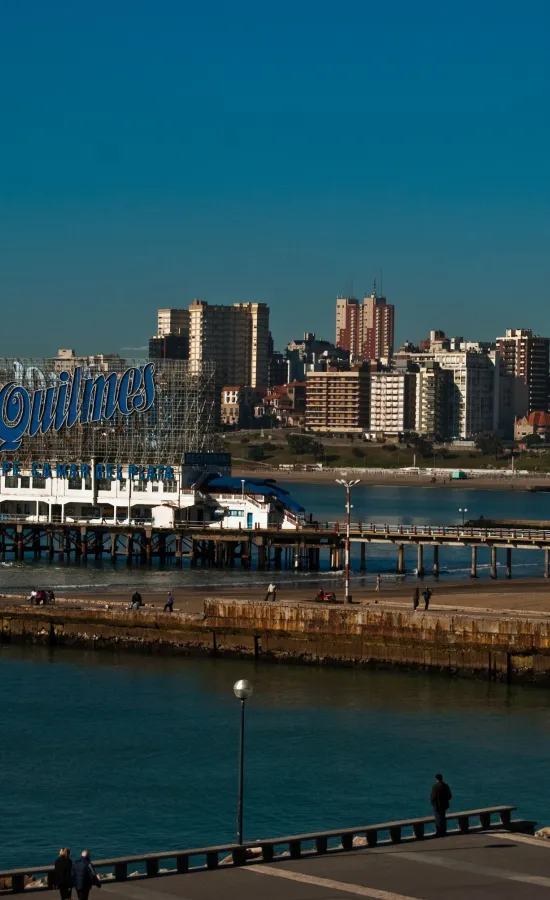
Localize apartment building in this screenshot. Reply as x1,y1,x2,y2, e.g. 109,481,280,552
305,366,370,434
496,328,549,414
369,365,416,436
414,361,448,439
189,300,270,387
335,293,395,360
395,340,500,439
157,308,190,337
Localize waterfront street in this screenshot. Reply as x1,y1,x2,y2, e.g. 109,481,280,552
35,831,550,900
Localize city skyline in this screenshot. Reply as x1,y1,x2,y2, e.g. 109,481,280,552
1,0,549,356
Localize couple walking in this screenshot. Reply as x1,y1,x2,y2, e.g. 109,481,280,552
53,849,101,900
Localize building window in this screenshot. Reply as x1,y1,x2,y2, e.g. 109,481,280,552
84,478,92,491
20,476,31,489
33,477,46,489
133,481,148,492
119,479,127,490
5,476,18,488
68,478,82,490
97,479,112,491
163,481,177,493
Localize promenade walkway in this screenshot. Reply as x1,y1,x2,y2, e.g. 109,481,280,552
39,831,550,900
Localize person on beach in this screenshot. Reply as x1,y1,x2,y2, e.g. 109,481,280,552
71,851,101,900
413,587,420,610
422,587,432,610
265,582,277,601
375,574,381,592
164,591,174,613
430,773,452,836
53,848,73,900
130,590,142,610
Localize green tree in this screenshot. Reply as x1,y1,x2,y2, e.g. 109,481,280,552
247,445,265,461
524,433,543,448
475,433,504,458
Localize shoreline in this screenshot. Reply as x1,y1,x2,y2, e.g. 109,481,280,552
233,467,550,491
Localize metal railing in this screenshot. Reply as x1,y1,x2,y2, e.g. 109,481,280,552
0,805,517,893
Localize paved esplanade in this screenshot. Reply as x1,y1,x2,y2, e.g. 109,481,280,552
43,832,550,900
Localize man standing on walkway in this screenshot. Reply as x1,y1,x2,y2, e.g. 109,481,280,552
164,591,174,613
375,574,381,592
430,773,452,836
265,582,277,602
72,851,101,900
422,587,432,610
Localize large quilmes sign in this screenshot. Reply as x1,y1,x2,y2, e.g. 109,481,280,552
0,363,155,451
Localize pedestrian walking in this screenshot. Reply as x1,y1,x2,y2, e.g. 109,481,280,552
422,587,432,610
430,773,452,836
53,849,73,900
375,574,381,592
413,587,420,610
72,852,101,900
265,582,277,602
164,591,174,613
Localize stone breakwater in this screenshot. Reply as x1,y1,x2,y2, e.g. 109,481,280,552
2,600,550,682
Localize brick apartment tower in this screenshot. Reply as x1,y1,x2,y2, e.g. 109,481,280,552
496,328,550,414
336,293,395,360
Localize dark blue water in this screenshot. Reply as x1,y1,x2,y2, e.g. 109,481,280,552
1,483,549,593
1,646,550,869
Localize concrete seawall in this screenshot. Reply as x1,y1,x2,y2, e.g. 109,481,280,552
3,600,550,682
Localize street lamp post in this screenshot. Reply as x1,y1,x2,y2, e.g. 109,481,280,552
459,507,468,527
233,678,254,846
335,478,361,604
241,479,245,500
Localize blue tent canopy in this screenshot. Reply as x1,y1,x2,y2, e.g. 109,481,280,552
203,476,304,514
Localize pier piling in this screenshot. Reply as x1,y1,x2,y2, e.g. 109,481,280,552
416,544,424,577
490,546,497,579
433,545,440,578
396,544,405,575
470,545,477,578
506,548,512,579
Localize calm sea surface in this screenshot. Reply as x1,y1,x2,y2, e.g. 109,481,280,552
2,647,550,869
1,482,549,593
2,482,550,869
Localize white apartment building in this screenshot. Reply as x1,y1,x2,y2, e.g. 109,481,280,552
369,369,416,436
189,300,270,387
432,350,499,438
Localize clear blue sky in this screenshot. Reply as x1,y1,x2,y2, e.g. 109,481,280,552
1,0,549,356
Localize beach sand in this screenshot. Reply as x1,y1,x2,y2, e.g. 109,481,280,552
232,467,550,492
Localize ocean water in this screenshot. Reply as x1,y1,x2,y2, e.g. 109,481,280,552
1,647,550,870
0,482,549,594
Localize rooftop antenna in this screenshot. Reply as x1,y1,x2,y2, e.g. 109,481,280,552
372,277,377,297
380,268,383,297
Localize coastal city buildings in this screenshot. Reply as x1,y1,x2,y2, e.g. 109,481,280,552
335,291,395,360
149,308,190,359
157,308,190,338
305,366,370,434
496,328,550,414
369,363,417,437
189,300,270,388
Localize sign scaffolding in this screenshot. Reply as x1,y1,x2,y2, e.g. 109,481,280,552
0,358,218,464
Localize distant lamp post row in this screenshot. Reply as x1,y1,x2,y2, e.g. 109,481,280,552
335,478,361,604
459,507,468,527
